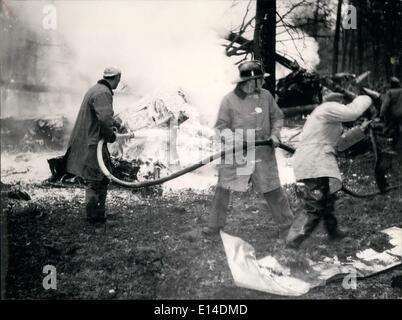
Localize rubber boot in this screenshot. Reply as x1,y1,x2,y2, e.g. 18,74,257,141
203,187,231,237
324,215,348,241
85,181,106,223
286,178,327,248
322,196,348,241
285,211,320,249
85,187,100,223
96,184,108,221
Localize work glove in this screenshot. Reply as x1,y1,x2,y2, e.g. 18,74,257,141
106,132,117,143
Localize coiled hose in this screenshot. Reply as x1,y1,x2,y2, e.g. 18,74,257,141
97,136,402,197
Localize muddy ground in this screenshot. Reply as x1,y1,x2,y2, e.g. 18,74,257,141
2,179,402,300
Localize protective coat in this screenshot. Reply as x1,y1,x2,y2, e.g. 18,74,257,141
380,88,402,120
380,88,402,137
215,87,284,193
292,95,372,193
66,80,116,181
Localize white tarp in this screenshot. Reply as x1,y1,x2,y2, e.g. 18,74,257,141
221,227,402,296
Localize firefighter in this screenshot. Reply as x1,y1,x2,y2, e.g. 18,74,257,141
285,93,374,248
65,67,121,224
202,60,294,236
380,77,402,153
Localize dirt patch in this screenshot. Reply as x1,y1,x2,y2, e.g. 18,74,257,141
2,182,402,299
391,275,402,291
4,200,72,299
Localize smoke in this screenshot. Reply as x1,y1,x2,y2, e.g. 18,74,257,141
3,0,320,125
276,28,320,78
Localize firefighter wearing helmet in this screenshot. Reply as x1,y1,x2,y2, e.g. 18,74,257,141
202,60,294,236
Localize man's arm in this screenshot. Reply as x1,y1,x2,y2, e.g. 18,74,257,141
267,92,284,141
379,91,392,119
214,96,232,132
92,92,116,143
324,95,373,123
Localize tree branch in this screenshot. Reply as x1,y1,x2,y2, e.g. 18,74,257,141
276,12,306,64
280,0,310,21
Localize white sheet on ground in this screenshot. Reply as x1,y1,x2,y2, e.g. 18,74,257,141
220,227,402,296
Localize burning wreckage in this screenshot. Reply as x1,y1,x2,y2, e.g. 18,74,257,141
41,89,220,192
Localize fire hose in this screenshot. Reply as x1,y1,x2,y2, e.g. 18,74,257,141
97,134,402,198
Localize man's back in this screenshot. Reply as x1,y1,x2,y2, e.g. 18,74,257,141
381,88,402,120
66,80,115,179
68,82,113,146
299,96,372,148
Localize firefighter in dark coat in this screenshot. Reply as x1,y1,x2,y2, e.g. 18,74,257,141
380,78,402,153
65,67,121,223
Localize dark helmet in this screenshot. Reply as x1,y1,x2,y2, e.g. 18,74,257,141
232,60,270,84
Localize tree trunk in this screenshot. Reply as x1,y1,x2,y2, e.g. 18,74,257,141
313,0,321,38
254,0,276,95
371,36,379,80
341,28,349,72
332,0,343,75
356,0,364,75
348,30,356,73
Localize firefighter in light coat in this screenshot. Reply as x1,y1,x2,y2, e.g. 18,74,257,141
286,93,374,248
203,61,294,236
